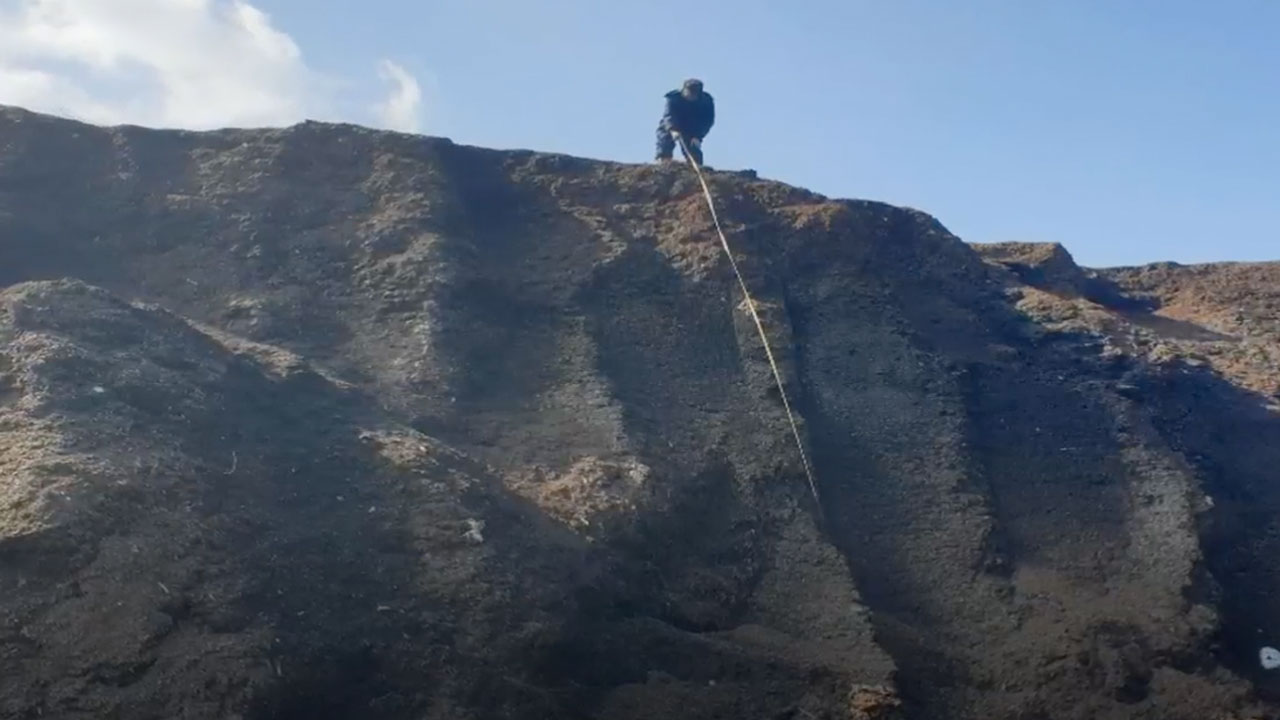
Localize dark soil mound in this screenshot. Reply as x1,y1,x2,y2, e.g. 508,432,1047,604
2,105,1278,719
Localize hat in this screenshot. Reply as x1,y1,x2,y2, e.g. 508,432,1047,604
682,78,704,91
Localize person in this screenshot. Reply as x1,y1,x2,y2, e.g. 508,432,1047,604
655,78,715,166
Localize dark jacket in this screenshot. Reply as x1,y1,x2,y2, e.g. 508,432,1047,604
660,89,715,139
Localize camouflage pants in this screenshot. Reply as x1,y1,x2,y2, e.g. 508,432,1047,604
655,125,703,165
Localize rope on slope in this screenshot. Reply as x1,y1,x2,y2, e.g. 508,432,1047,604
675,135,821,508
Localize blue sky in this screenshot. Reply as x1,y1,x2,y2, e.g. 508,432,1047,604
2,1,1275,267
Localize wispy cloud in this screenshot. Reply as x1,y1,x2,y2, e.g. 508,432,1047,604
0,0,429,133
373,59,423,133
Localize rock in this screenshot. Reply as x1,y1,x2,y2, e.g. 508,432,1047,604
1115,382,1143,400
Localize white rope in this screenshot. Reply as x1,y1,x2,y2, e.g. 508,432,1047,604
675,135,821,508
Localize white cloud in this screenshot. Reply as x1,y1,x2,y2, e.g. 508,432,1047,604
373,59,423,133
0,65,121,121
0,0,429,133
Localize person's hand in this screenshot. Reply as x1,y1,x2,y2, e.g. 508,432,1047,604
670,130,681,139
689,137,702,146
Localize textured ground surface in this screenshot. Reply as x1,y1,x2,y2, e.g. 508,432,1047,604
2,105,1278,719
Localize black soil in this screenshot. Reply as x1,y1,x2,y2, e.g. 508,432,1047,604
2,105,1278,719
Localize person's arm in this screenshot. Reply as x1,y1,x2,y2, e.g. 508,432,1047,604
660,93,680,135
696,94,715,138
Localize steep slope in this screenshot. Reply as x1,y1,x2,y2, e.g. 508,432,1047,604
978,243,1280,710
0,279,887,720
1,104,1278,719
0,279,596,719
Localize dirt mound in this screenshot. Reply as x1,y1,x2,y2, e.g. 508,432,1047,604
973,241,1145,311
974,242,1092,294
0,279,593,719
1102,262,1280,398
0,279,887,719
1,104,1279,719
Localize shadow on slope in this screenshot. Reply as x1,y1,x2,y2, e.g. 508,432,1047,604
0,279,590,720
1140,359,1280,699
